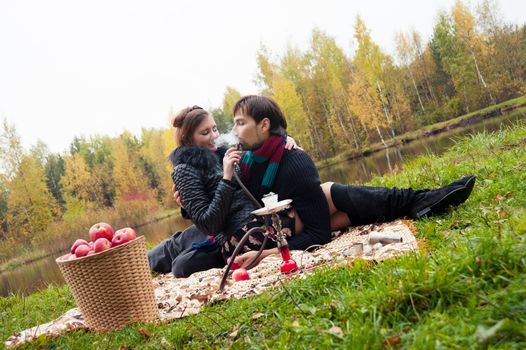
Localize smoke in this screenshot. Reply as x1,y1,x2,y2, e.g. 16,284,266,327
216,132,239,148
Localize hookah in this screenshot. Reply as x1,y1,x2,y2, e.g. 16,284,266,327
219,144,298,291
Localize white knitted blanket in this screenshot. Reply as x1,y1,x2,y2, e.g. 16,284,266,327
5,220,418,348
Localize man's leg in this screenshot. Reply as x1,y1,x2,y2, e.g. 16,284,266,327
329,175,476,225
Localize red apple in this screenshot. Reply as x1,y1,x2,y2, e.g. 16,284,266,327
93,237,111,253
116,227,136,241
75,244,91,258
70,239,89,254
89,222,114,242
232,268,250,281
111,231,130,247
86,250,95,256
227,257,240,270
60,253,73,261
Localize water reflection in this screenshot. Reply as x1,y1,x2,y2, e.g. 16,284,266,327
2,111,525,297
0,215,193,297
319,111,525,184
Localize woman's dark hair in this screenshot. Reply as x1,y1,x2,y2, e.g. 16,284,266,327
172,105,209,146
232,95,287,135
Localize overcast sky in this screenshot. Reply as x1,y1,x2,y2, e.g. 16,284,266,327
1,0,524,154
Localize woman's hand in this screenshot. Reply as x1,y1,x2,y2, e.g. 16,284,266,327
285,136,303,151
223,147,242,181
233,248,279,269
172,184,184,208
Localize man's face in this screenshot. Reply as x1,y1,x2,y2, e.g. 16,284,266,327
233,113,270,150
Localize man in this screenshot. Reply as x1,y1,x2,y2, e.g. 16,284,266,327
229,95,475,267
230,95,331,266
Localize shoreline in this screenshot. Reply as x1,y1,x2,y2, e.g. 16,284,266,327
316,96,526,168
0,211,180,274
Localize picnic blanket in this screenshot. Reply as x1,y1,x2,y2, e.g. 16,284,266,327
5,220,419,348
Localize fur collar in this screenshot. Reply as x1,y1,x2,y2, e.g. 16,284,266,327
169,146,226,171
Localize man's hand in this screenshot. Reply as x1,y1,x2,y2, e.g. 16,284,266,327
233,248,279,269
172,184,184,208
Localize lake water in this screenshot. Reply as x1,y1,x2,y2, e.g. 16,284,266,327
1,109,524,297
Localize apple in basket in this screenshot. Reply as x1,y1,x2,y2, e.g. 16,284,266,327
93,237,111,253
89,222,114,242
74,244,91,258
111,227,137,247
70,239,89,254
232,268,250,281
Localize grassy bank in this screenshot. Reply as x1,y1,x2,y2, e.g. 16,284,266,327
2,123,526,349
318,95,526,168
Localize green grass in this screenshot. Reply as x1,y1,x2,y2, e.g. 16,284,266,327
2,123,526,349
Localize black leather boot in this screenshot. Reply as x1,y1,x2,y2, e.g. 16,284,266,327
409,175,476,219
332,175,476,225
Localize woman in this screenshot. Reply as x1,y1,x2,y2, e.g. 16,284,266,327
168,106,301,261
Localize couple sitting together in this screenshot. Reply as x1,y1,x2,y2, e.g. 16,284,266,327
148,95,476,277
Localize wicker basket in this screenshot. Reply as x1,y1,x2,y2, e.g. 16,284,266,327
56,235,158,330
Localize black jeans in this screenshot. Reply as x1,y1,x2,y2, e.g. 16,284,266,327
148,225,225,278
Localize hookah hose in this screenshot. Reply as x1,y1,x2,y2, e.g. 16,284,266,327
219,159,268,291
231,163,269,266
232,163,261,210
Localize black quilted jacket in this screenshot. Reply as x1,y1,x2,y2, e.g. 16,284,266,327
169,146,257,239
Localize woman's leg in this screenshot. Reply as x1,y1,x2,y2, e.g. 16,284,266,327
321,182,351,231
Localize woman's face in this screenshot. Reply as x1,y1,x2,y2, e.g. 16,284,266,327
191,114,220,152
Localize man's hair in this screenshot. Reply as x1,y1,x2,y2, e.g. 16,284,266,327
233,95,287,135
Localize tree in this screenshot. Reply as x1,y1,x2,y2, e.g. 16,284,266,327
61,153,97,207
309,29,361,151
348,70,389,147
452,0,495,105
280,46,332,158
140,128,173,206
210,108,232,134
255,45,277,95
112,135,152,201
353,16,396,139
432,11,475,112
395,31,426,112
272,76,310,152
222,87,242,117
6,155,58,243
0,119,23,182
45,153,65,207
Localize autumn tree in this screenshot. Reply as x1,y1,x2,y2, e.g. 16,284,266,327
112,134,153,201
353,16,397,139
0,119,23,181
6,155,58,243
45,153,65,207
452,0,495,105
395,31,426,112
140,128,174,206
